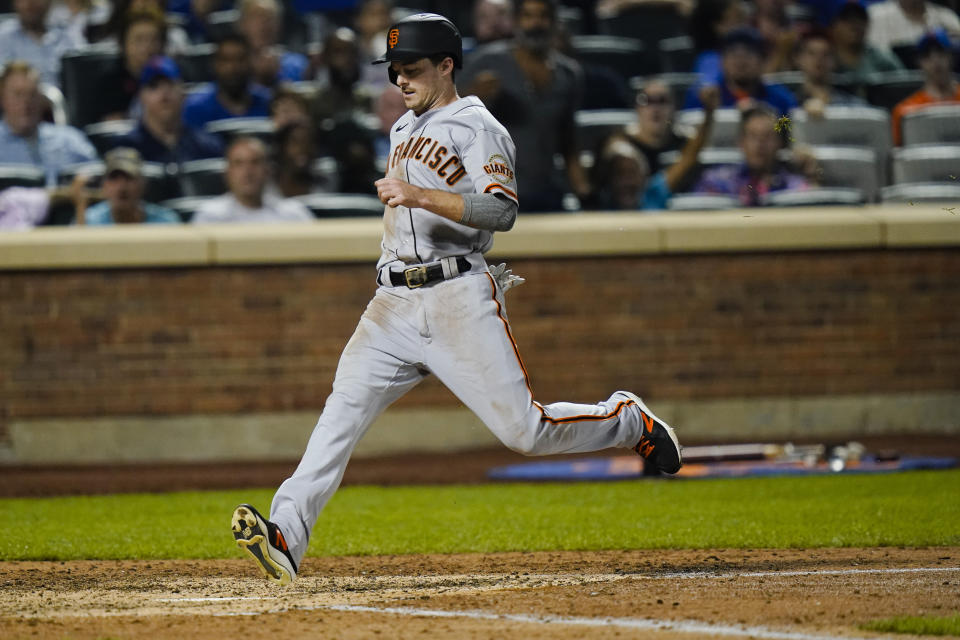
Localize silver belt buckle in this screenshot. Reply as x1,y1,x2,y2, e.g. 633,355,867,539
403,265,428,288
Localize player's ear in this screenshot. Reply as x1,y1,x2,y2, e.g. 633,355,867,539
437,56,454,77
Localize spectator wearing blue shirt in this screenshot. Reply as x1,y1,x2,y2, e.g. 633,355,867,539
689,0,749,84
237,0,309,87
0,0,86,87
165,0,232,44
115,56,224,165
684,27,799,117
0,61,97,185
77,147,180,224
183,33,272,130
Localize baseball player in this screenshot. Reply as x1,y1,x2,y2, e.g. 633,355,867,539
231,13,682,585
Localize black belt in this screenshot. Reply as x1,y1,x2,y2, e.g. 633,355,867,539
389,257,471,289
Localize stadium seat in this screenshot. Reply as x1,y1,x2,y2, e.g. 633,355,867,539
630,73,698,109
658,36,696,74
178,158,227,197
310,157,341,192
160,196,216,222
59,44,121,128
83,120,136,155
294,193,385,218
760,187,865,206
788,106,892,186
891,44,919,70
142,163,182,203
57,161,104,187
667,194,739,210
901,105,960,146
570,35,656,81
892,145,960,184
864,70,924,111
880,182,960,203
574,109,634,153
175,43,216,84
597,6,688,48
809,146,879,202
675,109,742,148
206,9,239,40
0,164,46,190
762,71,805,96
658,147,743,169
205,117,275,145
39,83,67,126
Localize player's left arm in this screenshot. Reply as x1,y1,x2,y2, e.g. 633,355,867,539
374,179,517,232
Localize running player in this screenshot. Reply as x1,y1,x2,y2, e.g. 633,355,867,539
231,13,682,585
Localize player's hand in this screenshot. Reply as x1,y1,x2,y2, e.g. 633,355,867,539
375,178,424,208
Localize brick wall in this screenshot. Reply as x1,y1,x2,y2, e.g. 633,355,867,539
2,249,958,433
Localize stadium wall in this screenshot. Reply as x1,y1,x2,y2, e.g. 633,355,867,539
1,207,958,464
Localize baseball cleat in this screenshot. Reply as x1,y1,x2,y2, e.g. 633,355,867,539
615,391,683,474
232,503,298,585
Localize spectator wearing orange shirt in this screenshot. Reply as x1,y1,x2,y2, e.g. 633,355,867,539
892,30,959,145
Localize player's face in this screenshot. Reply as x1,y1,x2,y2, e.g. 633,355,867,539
390,58,450,116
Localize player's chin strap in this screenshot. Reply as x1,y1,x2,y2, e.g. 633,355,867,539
489,262,526,293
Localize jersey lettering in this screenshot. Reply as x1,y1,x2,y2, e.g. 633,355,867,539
428,146,447,169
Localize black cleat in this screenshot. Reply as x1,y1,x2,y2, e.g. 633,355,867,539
231,503,298,585
615,391,683,474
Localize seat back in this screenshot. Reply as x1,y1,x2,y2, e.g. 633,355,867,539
60,44,121,127
901,105,960,146
205,117,276,145
789,106,892,186
83,120,137,155
667,194,739,210
892,145,960,184
658,36,696,74
293,193,385,218
810,146,879,202
880,182,960,203
676,109,742,148
761,187,864,206
179,158,228,197
0,164,46,190
175,43,217,84
574,109,635,153
864,70,924,110
570,35,655,80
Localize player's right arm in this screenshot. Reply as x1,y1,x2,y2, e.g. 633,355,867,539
374,178,516,232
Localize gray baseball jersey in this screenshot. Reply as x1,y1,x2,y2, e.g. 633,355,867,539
378,95,517,270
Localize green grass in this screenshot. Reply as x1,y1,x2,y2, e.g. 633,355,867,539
861,614,960,636
3,470,959,560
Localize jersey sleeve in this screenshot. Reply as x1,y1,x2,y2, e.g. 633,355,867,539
461,128,519,206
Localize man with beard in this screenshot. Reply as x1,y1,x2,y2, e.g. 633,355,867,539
311,27,373,122
183,33,273,130
459,0,588,212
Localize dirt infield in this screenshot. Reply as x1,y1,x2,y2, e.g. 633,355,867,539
3,547,958,639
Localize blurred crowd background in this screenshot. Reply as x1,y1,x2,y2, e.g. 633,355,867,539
0,0,958,228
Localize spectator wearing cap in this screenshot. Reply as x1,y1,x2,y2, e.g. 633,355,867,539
867,0,960,51
691,105,811,206
182,34,272,130
0,61,97,185
683,27,799,116
92,8,167,122
192,137,313,223
237,0,309,87
0,0,87,87
76,147,180,224
795,30,867,117
891,30,960,145
831,1,904,87
114,56,224,164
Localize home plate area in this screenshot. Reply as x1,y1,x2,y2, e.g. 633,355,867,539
2,548,957,639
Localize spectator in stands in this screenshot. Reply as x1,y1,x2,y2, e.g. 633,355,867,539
830,1,904,86
95,0,189,52
0,0,87,86
795,30,867,116
192,137,313,223
355,0,393,62
271,122,320,198
689,0,749,83
75,147,180,224
619,78,686,175
166,0,231,44
270,86,311,129
891,29,960,145
373,85,406,167
115,56,224,164
472,0,515,46
47,0,110,43
692,105,811,205
237,0,309,87
751,0,801,72
311,27,373,122
93,8,166,121
867,0,960,52
684,27,799,116
0,175,95,229
183,33,273,130
0,61,97,185
590,85,720,210
461,0,589,212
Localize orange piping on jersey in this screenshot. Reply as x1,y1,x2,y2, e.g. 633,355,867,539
483,183,518,201
541,400,634,424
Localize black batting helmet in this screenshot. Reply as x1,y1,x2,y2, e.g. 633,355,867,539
372,13,462,82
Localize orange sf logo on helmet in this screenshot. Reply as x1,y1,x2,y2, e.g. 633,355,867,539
388,28,399,49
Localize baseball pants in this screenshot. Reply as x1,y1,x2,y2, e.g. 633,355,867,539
270,269,647,566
